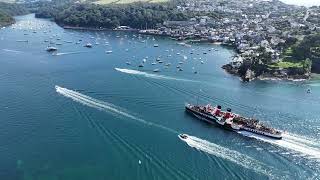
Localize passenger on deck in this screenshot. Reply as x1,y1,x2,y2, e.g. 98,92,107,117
212,105,222,116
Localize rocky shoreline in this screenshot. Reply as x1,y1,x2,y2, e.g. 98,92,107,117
63,25,138,32
222,63,310,82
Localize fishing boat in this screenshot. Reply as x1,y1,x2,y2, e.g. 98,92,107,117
185,103,282,139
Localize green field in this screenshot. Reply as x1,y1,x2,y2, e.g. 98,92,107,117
94,0,168,5
268,61,304,68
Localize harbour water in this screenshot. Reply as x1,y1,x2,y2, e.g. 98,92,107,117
0,14,319,180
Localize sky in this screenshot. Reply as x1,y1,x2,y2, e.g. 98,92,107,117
280,0,320,7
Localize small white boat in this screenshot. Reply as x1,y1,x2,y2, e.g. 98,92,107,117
154,44,159,47
138,64,144,68
126,62,131,65
84,43,93,48
106,50,113,54
151,62,156,65
142,59,147,63
46,46,58,52
158,60,163,64
153,69,160,72
201,61,204,64
165,63,171,66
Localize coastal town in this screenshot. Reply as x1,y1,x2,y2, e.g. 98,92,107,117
1,0,320,81
137,0,320,81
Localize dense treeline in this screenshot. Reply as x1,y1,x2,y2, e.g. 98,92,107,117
292,33,320,72
35,1,220,29
0,2,29,26
31,0,74,18
0,11,14,26
0,2,29,16
293,34,320,60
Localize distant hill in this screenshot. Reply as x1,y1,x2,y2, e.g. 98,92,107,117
0,0,15,3
0,2,29,26
93,0,168,5
0,10,14,26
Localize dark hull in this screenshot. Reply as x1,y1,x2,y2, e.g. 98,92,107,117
185,105,235,131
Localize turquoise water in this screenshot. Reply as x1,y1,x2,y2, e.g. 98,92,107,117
0,14,319,180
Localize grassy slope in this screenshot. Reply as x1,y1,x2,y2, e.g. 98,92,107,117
268,40,304,69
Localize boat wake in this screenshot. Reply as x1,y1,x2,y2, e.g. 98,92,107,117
75,107,193,180
237,131,320,161
54,51,89,56
115,68,196,82
55,85,177,134
1,49,23,53
180,134,273,176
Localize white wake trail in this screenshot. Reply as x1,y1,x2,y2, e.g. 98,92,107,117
2,49,23,53
180,134,272,176
54,51,89,56
115,68,196,82
238,131,320,161
55,86,177,134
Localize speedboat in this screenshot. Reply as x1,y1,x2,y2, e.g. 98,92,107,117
178,134,188,140
46,46,58,52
